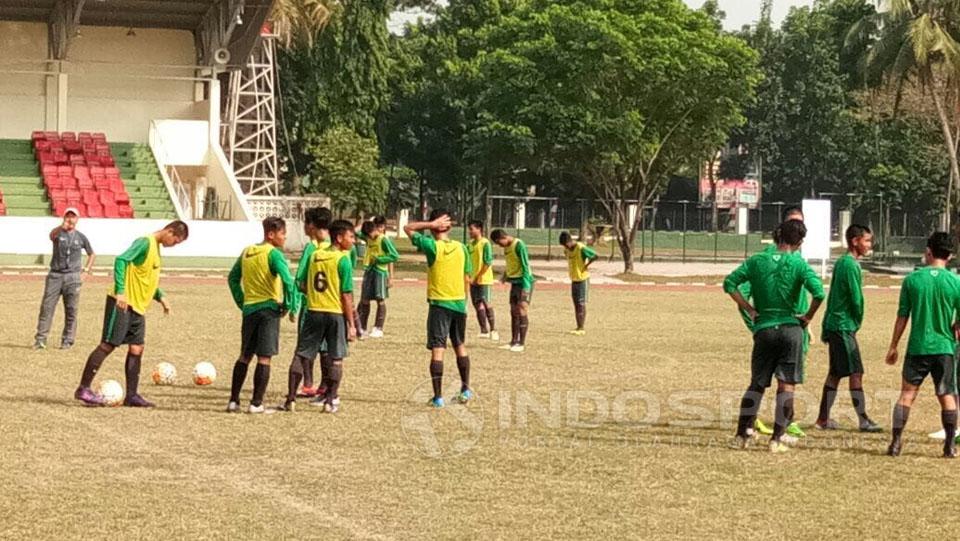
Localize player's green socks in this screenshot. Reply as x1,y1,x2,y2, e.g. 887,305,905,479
429,360,443,399
252,363,270,407
229,360,248,403
456,356,470,392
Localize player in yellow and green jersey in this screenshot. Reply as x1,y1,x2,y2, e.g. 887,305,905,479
467,220,498,341
75,221,189,407
559,232,597,335
815,225,881,433
280,220,356,413
227,217,300,414
404,209,474,408
884,233,960,458
490,229,534,352
357,217,400,339
724,220,825,453
286,207,332,399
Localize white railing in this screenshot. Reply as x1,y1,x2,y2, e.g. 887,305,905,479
147,120,189,220
245,195,331,220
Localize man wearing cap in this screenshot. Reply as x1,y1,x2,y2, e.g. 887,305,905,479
33,207,95,350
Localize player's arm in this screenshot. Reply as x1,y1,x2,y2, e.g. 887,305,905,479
723,262,757,321
49,225,62,242
847,261,865,326
886,285,911,365
403,215,452,238
227,256,244,310
798,262,826,327
582,245,598,269
463,244,474,290
474,242,493,284
517,240,532,277
269,249,300,316
376,236,400,265
295,243,316,293
339,256,356,340
82,233,96,275
113,237,150,310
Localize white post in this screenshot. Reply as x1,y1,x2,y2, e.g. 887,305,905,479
515,202,526,229
627,204,638,228
56,73,68,132
398,208,410,238
737,206,748,235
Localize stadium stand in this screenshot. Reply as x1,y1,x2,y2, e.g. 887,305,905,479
0,133,177,219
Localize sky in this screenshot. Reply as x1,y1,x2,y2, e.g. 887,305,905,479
388,0,817,34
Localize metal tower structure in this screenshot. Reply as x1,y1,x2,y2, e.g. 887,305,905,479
223,30,279,196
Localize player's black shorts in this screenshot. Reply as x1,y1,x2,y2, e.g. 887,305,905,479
361,268,388,301
241,308,282,358
297,310,348,360
903,354,958,396
101,295,146,346
571,280,589,305
509,281,533,305
470,284,492,305
823,330,864,377
426,304,466,350
750,325,805,387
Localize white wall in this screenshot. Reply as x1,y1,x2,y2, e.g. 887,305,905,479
0,22,49,137
0,23,205,142
0,217,263,257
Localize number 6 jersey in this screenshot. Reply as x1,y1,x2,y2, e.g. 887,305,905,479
306,246,354,313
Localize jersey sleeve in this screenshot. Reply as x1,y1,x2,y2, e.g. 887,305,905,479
295,243,317,291
482,241,494,265
113,237,150,294
375,237,400,265
723,260,750,294
269,248,300,315
897,278,911,318
581,245,597,261
463,244,473,276
844,259,865,325
411,233,437,265
801,261,826,301
338,255,354,294
81,232,94,255
227,254,244,309
516,240,532,275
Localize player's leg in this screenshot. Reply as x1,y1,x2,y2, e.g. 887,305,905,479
358,270,374,336
815,373,841,429
471,286,490,336
317,313,347,412
229,311,259,411
427,305,450,407
770,326,804,451
483,290,498,341
571,281,587,334
249,310,281,413
122,342,154,408
515,299,530,351
60,276,81,349
932,355,958,457
76,295,124,405
34,273,63,349
734,329,774,444
451,311,473,402
888,380,920,456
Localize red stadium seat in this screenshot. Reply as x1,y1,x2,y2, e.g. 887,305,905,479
115,191,130,205
102,202,119,218
95,143,109,153
104,167,120,179
69,154,84,165
82,190,99,204
44,131,59,141
57,165,71,176
98,191,115,205
45,177,63,190
92,132,106,141
59,177,77,190
53,151,68,164
99,156,115,167
118,205,133,218
77,176,94,190
64,141,82,153
90,166,104,177
42,164,57,176
37,151,53,164
35,140,51,152
31,130,45,141
85,203,103,218
65,188,81,200
73,165,89,178
61,131,76,141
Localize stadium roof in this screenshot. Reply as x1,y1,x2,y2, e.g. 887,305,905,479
0,0,275,65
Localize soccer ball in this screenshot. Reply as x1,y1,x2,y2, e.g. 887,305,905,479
152,362,177,385
193,362,217,386
98,379,124,407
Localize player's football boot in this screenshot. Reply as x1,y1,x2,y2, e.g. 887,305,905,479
477,332,491,339
297,385,320,398
369,328,384,339
753,419,773,436
428,397,445,408
509,345,525,353
248,404,266,414
276,400,296,413
74,386,105,407
886,438,902,457
490,330,500,342
769,440,790,453
499,343,514,350
929,429,947,440
226,401,240,413
568,329,586,336
123,394,155,408
324,397,341,414
786,423,806,438
456,389,474,404
33,340,46,350
814,419,840,430
730,435,751,450
944,438,957,458
858,418,883,433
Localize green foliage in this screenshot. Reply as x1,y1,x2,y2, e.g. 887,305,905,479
305,126,388,216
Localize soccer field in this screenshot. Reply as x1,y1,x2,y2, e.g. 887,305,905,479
0,276,957,539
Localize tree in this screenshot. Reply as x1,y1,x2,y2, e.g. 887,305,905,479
305,126,388,217
466,0,760,271
852,0,960,225
272,0,340,48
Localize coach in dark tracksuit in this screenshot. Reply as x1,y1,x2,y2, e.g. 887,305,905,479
33,207,95,350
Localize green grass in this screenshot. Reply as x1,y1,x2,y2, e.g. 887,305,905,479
0,277,955,538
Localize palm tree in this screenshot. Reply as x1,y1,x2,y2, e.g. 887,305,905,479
271,0,342,48
851,0,960,226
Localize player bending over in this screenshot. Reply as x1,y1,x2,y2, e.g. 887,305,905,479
282,220,356,413
724,220,825,453
559,231,597,335
357,217,399,338
884,233,960,458
227,217,300,414
289,207,332,398
490,229,534,353
467,220,498,341
74,221,189,407
815,225,881,432
404,210,474,408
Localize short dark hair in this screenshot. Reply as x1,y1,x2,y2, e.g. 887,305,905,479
372,215,387,226
304,207,318,225
558,231,572,245
361,220,377,236
313,207,332,230
329,219,354,243
262,216,286,236
778,219,806,246
467,220,484,230
490,229,507,243
928,232,954,260
428,208,450,222
164,220,189,240
783,205,803,221
845,224,871,246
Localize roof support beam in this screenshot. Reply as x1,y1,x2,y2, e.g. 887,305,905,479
195,0,246,67
48,0,85,60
